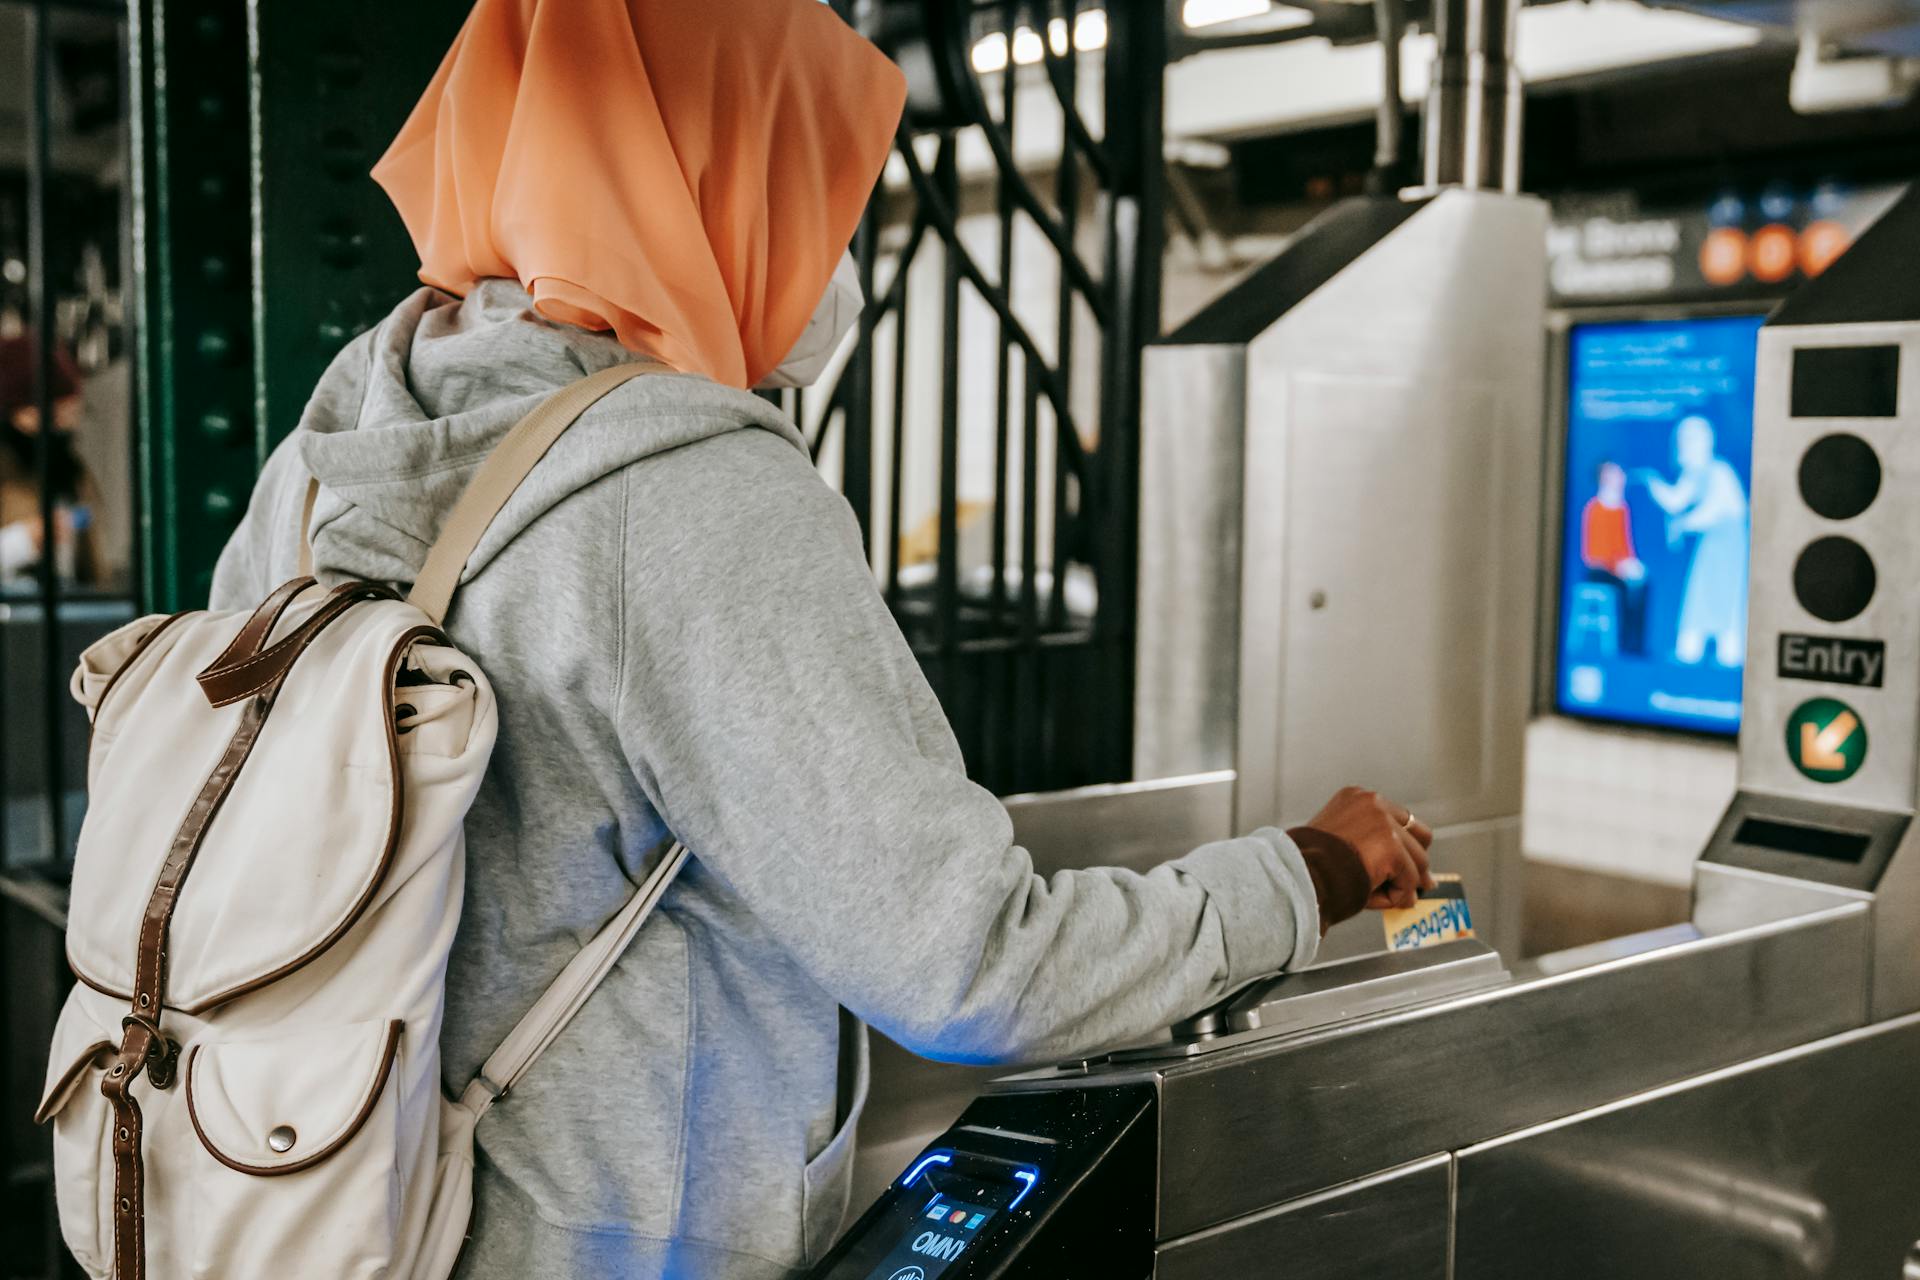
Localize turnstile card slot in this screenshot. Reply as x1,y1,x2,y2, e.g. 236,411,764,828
1142,941,1512,1062
1703,790,1908,891
1147,940,1513,1059
1224,937,1509,1034
1732,816,1872,863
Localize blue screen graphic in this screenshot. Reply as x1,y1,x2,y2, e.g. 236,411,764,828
1556,314,1764,735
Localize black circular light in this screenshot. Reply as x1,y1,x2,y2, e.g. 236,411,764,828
1794,537,1876,623
1798,434,1881,521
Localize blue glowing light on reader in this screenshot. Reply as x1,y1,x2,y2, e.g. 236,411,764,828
901,1152,952,1187
1009,1169,1038,1209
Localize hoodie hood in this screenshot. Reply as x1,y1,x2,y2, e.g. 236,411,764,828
296,281,804,589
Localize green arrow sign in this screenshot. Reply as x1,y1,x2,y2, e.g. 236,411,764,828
1785,697,1868,784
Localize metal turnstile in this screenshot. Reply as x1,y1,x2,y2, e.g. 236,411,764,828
850,0,1553,1201
814,183,1920,1280
852,178,1551,1205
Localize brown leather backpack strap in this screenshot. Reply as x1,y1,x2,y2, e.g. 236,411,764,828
195,582,400,707
102,680,277,1280
105,578,398,1276
101,1040,149,1280
200,576,318,677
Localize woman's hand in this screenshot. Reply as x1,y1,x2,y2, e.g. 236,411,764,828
1302,786,1435,911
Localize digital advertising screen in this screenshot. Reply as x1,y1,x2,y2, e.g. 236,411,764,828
1555,313,1765,735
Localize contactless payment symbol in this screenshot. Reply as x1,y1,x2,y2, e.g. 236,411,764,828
1786,697,1867,783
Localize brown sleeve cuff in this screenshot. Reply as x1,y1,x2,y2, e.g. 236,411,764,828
1287,825,1371,932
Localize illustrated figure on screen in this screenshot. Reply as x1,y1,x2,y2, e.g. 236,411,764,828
1641,415,1749,667
1579,461,1648,656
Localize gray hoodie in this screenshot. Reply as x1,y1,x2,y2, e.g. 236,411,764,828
210,281,1320,1280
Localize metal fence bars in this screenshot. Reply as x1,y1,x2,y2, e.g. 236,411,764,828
796,0,1163,796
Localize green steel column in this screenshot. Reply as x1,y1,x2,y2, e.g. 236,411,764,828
249,1,469,436
131,0,468,608
131,0,257,610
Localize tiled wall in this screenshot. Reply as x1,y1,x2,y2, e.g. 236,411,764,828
1522,715,1737,887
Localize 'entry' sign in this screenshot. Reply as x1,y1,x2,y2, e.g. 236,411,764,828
1777,634,1886,688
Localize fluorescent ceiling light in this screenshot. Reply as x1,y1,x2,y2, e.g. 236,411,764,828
1167,0,1762,139
1075,9,1108,51
1183,0,1314,31
972,31,1009,73
971,10,1108,73
1183,0,1270,27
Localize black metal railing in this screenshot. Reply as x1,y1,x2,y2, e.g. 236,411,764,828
2,3,132,1275
799,0,1163,795
1,0,134,869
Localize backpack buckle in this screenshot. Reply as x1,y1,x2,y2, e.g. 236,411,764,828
121,1014,181,1090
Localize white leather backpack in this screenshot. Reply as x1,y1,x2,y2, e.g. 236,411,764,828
36,363,682,1279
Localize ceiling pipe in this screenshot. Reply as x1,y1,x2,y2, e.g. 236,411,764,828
1368,0,1410,194
1421,0,1524,193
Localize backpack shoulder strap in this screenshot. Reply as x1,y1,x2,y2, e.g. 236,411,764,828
408,360,661,623
461,841,690,1120
289,361,660,610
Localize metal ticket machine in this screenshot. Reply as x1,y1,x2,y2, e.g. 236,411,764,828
810,185,1920,1280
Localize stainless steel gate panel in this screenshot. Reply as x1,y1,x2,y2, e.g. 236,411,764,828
1135,190,1546,962
1155,1156,1451,1280
1135,345,1247,782
1454,1012,1920,1279
1145,901,1868,1236
1733,195,1920,1017
1236,190,1544,839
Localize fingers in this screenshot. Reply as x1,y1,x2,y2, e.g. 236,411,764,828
1365,823,1431,909
1396,824,1436,889
1377,796,1436,896
1377,797,1434,847
1365,836,1422,910
1305,785,1442,916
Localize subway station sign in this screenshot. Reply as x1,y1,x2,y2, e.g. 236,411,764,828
1548,183,1906,306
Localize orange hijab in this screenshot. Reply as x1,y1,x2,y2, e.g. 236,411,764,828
373,0,906,390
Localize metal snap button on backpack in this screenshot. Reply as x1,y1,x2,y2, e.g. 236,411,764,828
267,1126,297,1153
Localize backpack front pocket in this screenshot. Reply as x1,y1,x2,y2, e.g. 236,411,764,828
183,1018,405,1279
36,998,120,1278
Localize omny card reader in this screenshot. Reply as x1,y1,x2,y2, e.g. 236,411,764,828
811,941,1509,1280
813,1087,1155,1280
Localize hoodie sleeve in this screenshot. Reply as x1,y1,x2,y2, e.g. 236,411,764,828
614,427,1320,1066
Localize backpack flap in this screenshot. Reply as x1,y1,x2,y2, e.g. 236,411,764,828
70,612,177,717
184,1019,403,1174
64,590,488,1014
